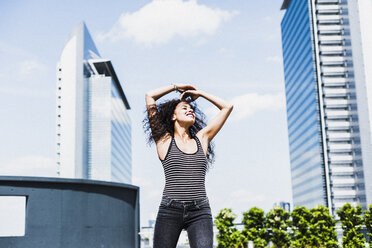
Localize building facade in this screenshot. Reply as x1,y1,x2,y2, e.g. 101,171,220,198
56,22,132,184
0,176,140,248
281,0,372,214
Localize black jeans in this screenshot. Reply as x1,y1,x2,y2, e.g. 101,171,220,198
153,195,214,248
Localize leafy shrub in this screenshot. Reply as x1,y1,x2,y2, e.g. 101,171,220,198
215,208,245,248
265,206,291,248
337,203,366,248
242,207,268,248
310,205,338,247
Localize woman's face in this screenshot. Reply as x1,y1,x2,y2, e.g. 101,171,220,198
172,101,195,126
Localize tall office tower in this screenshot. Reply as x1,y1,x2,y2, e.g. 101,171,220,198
56,22,132,184
280,0,372,214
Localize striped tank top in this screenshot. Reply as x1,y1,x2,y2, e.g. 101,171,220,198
160,134,208,201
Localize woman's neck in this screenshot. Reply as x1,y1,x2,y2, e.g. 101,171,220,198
174,123,191,141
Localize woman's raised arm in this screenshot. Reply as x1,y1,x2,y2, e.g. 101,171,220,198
180,89,233,142
145,84,197,110
145,85,174,108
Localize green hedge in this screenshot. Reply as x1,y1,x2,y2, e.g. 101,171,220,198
214,204,372,248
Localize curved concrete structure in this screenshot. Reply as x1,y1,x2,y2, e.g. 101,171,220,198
0,176,139,248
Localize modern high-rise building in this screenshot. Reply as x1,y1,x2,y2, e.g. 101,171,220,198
280,0,372,214
56,22,132,184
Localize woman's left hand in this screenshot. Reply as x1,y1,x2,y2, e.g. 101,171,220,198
180,90,201,102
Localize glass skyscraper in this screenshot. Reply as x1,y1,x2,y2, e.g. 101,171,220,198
281,0,372,214
56,22,132,184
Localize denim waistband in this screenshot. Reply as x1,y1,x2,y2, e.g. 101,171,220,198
161,195,209,208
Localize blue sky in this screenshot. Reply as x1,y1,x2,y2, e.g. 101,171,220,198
0,0,291,226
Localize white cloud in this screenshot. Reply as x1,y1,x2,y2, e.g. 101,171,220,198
206,92,285,122
19,60,47,75
218,47,228,53
266,56,282,63
194,37,208,47
0,155,57,177
99,0,238,45
0,43,50,98
264,16,272,22
216,47,235,58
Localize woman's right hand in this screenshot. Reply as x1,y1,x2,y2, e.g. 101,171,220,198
175,84,197,93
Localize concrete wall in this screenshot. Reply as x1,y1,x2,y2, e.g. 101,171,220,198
0,176,140,248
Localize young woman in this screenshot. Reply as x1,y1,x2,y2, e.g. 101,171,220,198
144,84,233,248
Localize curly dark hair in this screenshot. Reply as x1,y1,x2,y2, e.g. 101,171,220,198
143,98,215,167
